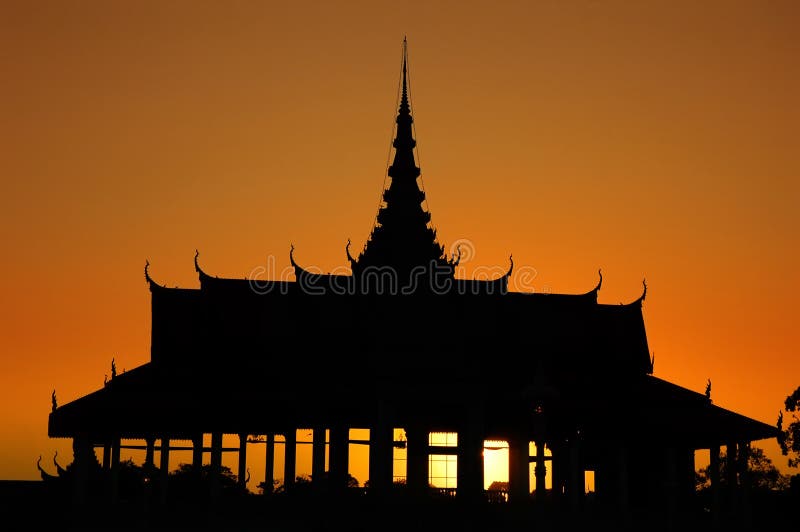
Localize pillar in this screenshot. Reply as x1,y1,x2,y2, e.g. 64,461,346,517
238,433,248,490
283,429,296,491
210,432,223,499
663,446,677,522
534,440,547,500
709,445,721,526
617,445,630,523
676,447,696,511
569,436,582,513
725,441,738,517
110,437,121,505
192,435,203,470
71,436,91,506
405,425,428,496
159,436,170,504
457,426,484,503
145,437,156,470
312,426,326,486
508,435,530,503
550,442,565,503
264,433,275,494
329,425,349,490
738,441,751,528
102,442,111,471
369,421,393,496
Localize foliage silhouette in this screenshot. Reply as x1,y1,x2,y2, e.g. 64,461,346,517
167,463,246,502
695,446,789,492
778,385,800,468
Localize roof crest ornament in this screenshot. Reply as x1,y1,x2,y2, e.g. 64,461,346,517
346,239,356,267
144,260,165,289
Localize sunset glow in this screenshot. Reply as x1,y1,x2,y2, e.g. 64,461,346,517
1,1,798,485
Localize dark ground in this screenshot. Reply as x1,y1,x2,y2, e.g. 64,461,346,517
0,481,795,532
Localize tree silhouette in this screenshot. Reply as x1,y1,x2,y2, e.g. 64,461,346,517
778,385,800,468
168,463,246,501
696,446,789,492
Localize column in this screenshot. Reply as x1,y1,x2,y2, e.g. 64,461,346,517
508,435,530,503
110,437,121,505
159,436,170,504
264,433,275,494
569,435,583,513
663,446,677,522
71,436,91,506
284,429,296,491
192,435,203,470
102,442,111,471
738,441,751,528
312,426,326,487
677,448,696,511
238,433,248,490
709,445,721,527
145,437,156,470
369,423,393,496
405,425,428,496
550,442,565,503
617,445,630,524
534,440,547,500
210,432,223,499
329,425,349,490
725,441,738,518
456,430,484,503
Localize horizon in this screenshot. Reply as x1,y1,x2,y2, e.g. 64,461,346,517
1,0,798,485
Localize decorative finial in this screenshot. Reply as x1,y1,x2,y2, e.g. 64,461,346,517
111,357,117,379
705,378,712,401
596,269,603,291
53,451,66,475
194,249,200,272
506,254,514,277
51,389,57,412
346,239,356,266
289,244,297,268
144,259,165,289
401,37,409,111
629,278,647,305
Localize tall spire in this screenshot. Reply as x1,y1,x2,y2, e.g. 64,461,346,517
389,36,419,182
352,38,452,289
400,36,410,118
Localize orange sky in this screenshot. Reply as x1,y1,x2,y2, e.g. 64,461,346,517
1,1,798,483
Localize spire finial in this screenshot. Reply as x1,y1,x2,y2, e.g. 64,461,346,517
401,37,409,112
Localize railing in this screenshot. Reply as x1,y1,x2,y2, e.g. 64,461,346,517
485,489,509,503
433,487,457,498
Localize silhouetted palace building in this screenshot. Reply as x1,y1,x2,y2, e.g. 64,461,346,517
48,42,777,522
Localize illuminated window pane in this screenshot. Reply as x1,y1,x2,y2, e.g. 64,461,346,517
393,428,406,483
429,454,458,489
429,432,458,446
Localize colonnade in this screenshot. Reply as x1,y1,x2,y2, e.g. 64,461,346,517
68,428,754,527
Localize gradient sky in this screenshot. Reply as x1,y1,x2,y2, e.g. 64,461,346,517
1,1,798,484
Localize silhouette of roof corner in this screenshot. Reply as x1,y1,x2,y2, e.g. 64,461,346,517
144,260,165,291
